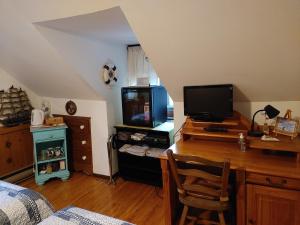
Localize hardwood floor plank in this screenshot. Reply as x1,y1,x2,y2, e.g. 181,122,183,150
20,172,164,225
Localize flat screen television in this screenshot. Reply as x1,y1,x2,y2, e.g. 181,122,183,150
184,84,233,122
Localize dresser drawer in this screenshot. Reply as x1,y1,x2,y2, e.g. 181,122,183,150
33,129,65,142
68,120,90,132
72,139,92,151
73,149,92,165
0,148,15,176
246,172,300,191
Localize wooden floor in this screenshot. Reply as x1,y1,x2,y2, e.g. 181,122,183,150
20,173,164,225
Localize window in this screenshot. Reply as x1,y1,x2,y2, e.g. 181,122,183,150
127,45,174,119
127,46,159,86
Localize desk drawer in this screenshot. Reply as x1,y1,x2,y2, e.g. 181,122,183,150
34,129,65,142
246,172,300,191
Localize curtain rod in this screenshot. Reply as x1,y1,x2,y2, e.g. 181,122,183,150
127,44,140,48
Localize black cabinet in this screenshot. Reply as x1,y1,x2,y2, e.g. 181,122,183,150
115,122,174,186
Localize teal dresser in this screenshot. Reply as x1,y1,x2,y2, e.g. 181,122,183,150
31,125,70,185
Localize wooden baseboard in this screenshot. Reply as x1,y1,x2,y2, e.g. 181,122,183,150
93,172,119,180
1,167,34,184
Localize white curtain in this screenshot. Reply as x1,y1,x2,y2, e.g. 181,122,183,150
127,46,160,86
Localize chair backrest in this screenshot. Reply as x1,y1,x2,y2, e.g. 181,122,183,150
166,150,230,202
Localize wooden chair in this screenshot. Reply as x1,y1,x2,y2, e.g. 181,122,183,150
166,150,231,225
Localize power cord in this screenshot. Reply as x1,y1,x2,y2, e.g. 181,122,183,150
173,122,186,143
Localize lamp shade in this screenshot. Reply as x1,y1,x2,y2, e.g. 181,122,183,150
264,105,280,119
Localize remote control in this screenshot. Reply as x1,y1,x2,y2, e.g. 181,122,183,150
204,127,228,132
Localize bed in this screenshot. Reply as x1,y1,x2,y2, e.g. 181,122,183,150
0,181,134,225
0,181,54,225
39,206,134,225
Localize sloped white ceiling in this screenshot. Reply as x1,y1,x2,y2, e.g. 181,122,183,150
7,0,300,102
35,7,138,45
0,0,100,100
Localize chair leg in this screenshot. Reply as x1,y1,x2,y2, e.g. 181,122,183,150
179,205,189,225
218,212,226,225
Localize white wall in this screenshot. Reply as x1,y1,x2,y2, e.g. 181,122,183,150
0,1,100,100
7,0,300,103
0,67,41,108
43,97,114,176
0,63,121,176
2,0,299,175
35,26,127,131
35,27,128,176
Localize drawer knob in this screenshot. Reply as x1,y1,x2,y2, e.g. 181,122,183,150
81,140,87,145
82,155,87,160
248,219,255,224
266,177,287,187
6,158,12,164
5,141,12,148
80,125,85,130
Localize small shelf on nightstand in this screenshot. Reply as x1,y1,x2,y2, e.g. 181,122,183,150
31,125,70,185
37,157,67,165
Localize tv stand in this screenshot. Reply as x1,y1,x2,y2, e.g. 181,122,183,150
204,126,228,133
181,111,251,141
191,116,224,123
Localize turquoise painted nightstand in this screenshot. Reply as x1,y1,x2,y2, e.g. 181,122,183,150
31,125,70,185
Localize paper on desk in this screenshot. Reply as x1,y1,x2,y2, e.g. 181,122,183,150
261,135,280,142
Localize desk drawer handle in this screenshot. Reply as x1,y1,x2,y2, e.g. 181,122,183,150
80,125,85,130
266,177,287,187
5,141,12,148
82,155,87,161
6,158,12,164
81,140,87,145
248,219,255,224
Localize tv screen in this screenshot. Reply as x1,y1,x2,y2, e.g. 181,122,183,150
184,84,233,121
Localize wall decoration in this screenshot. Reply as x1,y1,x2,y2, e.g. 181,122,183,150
103,64,117,85
0,86,33,127
65,100,77,115
274,109,299,139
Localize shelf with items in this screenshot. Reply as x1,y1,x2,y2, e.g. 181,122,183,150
37,160,67,175
115,122,174,187
181,111,250,142
248,134,300,162
37,157,67,165
116,128,171,149
31,125,70,185
36,139,66,161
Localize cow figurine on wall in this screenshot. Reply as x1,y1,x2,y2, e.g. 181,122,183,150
103,64,117,85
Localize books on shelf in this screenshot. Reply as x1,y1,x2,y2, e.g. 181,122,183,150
119,144,165,158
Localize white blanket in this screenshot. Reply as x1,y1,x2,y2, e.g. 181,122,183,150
0,181,54,225
39,207,134,225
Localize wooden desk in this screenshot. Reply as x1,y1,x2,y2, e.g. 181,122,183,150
160,139,300,225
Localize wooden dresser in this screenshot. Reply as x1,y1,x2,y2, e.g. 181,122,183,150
0,124,33,178
55,115,93,175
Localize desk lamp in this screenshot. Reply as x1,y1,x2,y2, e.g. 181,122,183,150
248,105,280,137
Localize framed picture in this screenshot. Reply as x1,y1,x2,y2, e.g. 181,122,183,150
65,100,77,115
274,117,299,139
